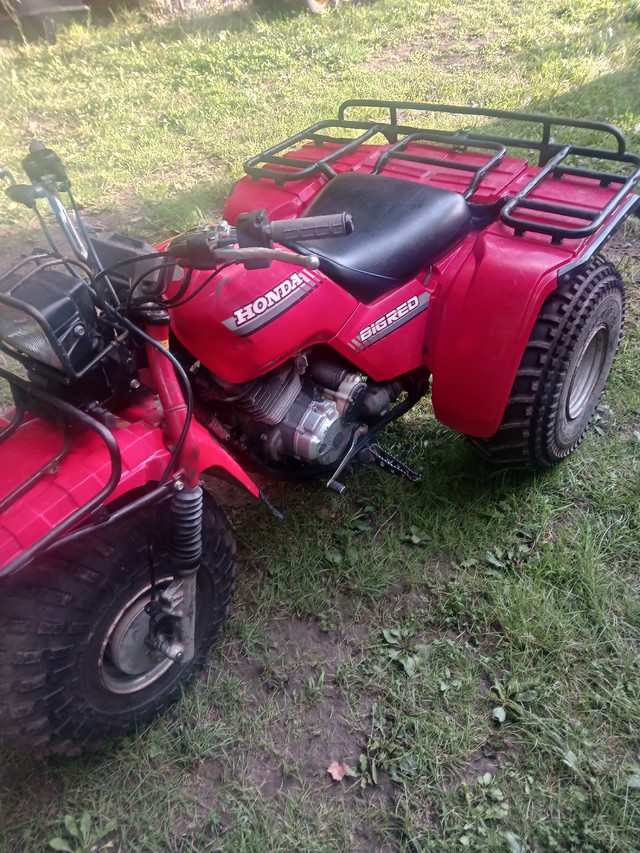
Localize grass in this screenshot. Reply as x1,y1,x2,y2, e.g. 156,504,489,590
1,0,640,850
0,0,638,231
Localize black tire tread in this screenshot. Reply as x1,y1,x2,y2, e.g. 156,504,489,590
0,493,236,755
468,255,624,470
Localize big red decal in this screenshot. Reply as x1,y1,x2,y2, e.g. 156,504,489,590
348,293,430,351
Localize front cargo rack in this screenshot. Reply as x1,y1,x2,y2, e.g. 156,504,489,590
0,366,122,574
244,99,640,243
0,368,173,576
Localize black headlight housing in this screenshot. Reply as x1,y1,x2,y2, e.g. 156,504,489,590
0,267,99,379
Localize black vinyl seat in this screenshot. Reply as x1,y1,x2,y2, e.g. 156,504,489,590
284,171,473,303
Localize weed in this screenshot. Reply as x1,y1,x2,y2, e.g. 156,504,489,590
48,813,117,853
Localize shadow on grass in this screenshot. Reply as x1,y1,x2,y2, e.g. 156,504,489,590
525,68,640,134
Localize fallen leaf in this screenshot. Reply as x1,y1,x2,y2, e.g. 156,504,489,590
563,750,579,772
327,761,355,781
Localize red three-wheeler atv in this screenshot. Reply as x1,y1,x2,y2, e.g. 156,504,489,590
0,100,638,754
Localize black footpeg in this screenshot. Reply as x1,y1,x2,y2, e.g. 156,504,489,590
326,430,421,493
360,443,422,482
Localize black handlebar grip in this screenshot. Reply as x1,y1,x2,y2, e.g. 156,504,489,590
270,212,354,244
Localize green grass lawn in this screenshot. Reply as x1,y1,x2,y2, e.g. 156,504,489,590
1,0,640,850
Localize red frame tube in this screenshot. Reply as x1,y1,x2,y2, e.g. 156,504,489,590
145,323,200,488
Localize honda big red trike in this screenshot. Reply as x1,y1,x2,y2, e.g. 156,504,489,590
0,100,639,755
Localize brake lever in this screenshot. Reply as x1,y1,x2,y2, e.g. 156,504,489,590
212,247,320,270
5,183,41,209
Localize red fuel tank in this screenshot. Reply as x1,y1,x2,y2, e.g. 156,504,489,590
168,261,357,383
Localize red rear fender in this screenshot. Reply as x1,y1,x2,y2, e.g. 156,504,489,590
427,231,572,437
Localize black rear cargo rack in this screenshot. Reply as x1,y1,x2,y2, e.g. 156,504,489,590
499,144,640,242
338,99,633,162
244,99,640,242
370,130,507,199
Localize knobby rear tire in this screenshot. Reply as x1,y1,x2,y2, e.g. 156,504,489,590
468,256,624,470
0,493,237,756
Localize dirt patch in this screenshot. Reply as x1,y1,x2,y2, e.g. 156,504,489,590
361,30,491,75
444,732,523,791
209,616,371,784
184,614,398,849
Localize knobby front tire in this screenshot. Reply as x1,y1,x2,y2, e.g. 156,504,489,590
0,493,237,756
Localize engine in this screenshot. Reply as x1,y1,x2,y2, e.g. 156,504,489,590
192,355,401,468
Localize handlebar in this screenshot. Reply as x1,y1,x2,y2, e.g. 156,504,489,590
0,168,16,186
166,210,353,270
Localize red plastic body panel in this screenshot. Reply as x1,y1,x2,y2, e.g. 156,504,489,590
168,262,358,383
209,134,637,438
328,275,434,381
0,397,260,573
424,226,574,436
224,172,330,224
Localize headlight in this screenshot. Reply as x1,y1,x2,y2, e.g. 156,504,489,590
0,267,98,378
0,302,65,369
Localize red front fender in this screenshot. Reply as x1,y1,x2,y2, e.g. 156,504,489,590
0,398,259,573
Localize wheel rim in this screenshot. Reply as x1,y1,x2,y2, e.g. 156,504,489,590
98,578,174,695
566,325,607,421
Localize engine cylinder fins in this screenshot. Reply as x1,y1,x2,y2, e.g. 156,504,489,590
235,365,302,425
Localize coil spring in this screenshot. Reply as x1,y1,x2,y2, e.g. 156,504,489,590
170,485,203,574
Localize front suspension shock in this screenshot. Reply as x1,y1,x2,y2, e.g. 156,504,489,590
154,483,204,664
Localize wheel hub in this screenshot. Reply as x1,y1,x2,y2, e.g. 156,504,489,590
109,595,163,675
99,581,174,695
566,325,607,421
